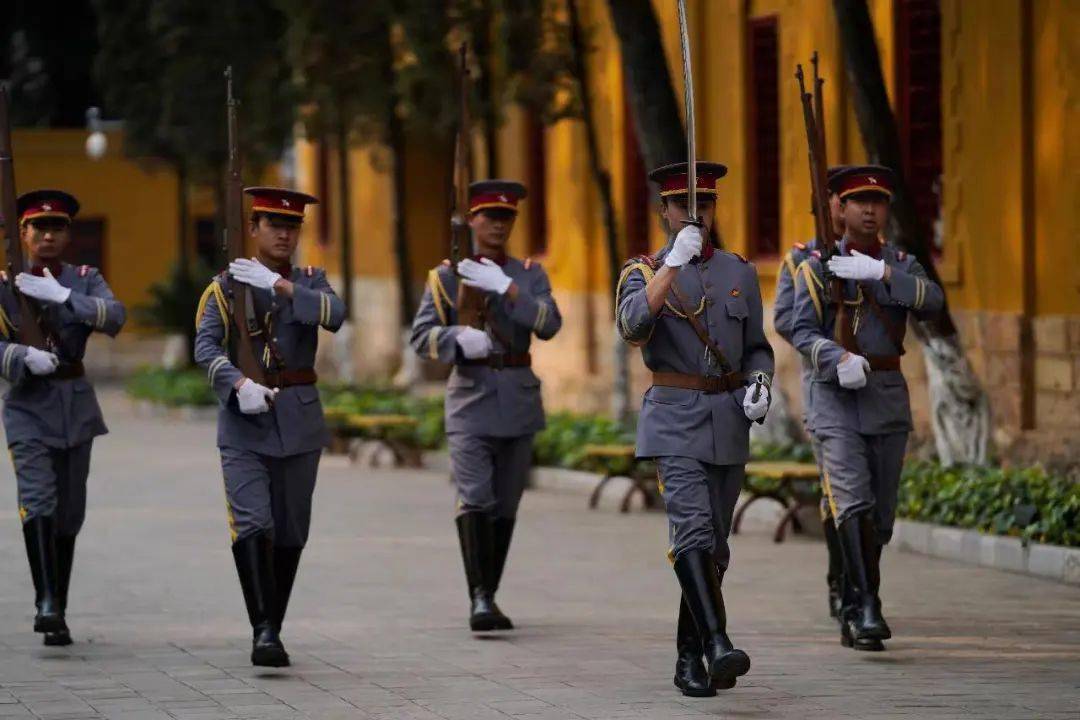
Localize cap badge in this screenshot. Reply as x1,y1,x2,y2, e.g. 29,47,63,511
868,177,878,184
498,194,508,202
42,203,52,211
281,198,291,207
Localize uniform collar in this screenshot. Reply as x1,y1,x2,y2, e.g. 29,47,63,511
473,252,508,266
30,260,64,277
841,235,882,259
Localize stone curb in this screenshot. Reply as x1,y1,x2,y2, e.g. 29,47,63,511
891,519,1080,587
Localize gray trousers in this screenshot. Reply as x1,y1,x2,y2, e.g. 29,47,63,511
220,447,321,547
657,456,744,571
447,432,533,518
10,440,93,536
816,430,908,544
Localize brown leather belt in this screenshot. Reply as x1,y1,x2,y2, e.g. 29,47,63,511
264,368,318,388
867,355,901,372
652,371,745,394
49,362,85,380
461,353,532,370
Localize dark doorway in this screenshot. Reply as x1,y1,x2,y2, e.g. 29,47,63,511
746,15,781,257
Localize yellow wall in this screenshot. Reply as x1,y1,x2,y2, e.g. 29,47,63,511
6,129,195,328
291,0,1079,327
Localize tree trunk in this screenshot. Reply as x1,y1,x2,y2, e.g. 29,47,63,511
335,125,355,313
604,0,685,172
833,0,990,465
568,0,631,425
389,96,414,325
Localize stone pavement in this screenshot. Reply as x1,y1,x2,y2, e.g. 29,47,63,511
0,390,1077,720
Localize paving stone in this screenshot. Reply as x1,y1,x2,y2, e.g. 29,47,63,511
0,390,1076,720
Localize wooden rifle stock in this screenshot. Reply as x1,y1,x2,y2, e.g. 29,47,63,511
450,44,485,330
223,67,265,385
0,84,50,350
796,59,855,351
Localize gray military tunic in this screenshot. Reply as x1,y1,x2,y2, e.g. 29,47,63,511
0,264,126,535
194,266,345,545
791,238,943,543
409,256,562,518
617,242,774,567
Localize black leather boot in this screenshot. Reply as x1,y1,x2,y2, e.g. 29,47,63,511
836,513,888,650
870,538,892,639
272,547,302,632
232,533,289,667
823,516,844,622
673,595,715,697
23,517,65,634
489,517,516,630
44,534,76,646
673,550,750,687
456,512,511,632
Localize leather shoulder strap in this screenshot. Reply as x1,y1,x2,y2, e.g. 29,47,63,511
668,279,734,374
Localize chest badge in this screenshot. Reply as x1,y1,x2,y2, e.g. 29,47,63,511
730,288,741,298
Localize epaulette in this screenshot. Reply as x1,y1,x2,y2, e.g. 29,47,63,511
78,265,92,277
305,265,315,277
794,242,807,251
524,257,538,270
633,254,659,270
440,258,451,267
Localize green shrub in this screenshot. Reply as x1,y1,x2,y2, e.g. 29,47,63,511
898,461,1080,547
320,385,445,450
126,366,216,407
532,411,635,470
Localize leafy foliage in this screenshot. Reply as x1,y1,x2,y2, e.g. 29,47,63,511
126,366,216,407
532,411,634,469
320,385,445,450
898,461,1080,548
92,0,293,184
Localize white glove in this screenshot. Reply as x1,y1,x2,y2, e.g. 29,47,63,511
15,268,71,305
664,225,703,268
236,379,278,414
455,327,493,359
228,258,282,291
837,353,871,389
743,383,770,421
24,347,60,376
457,258,513,295
827,249,885,281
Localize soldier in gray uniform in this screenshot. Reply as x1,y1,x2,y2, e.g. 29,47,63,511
616,162,774,695
791,166,943,651
0,190,125,646
773,166,848,621
194,187,345,667
409,180,561,633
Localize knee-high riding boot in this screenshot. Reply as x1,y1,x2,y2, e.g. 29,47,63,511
673,550,750,687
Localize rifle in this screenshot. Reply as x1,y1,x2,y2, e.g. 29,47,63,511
0,84,50,350
450,44,485,329
796,58,854,350
222,67,265,384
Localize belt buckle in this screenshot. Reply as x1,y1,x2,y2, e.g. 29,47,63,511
489,354,505,370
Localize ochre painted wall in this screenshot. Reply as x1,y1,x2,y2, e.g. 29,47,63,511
5,129,203,329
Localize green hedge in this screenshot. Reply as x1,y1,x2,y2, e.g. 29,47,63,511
898,461,1079,548
320,384,445,450
533,411,636,474
126,367,216,407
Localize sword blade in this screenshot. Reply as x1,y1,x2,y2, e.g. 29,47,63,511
676,0,696,221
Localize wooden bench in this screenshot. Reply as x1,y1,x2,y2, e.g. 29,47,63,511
326,411,422,467
734,461,821,543
583,444,658,513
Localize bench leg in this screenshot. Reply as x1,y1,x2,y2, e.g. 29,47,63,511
620,478,655,513
773,500,813,543
732,493,788,535
589,474,620,510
